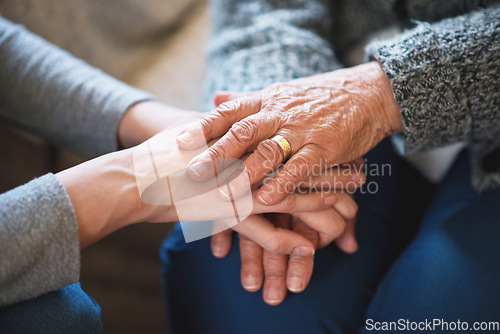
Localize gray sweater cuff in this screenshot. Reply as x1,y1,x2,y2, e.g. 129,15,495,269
365,22,471,155
0,174,80,306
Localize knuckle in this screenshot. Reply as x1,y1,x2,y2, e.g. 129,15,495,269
217,100,241,114
200,99,247,134
295,225,319,245
240,255,261,268
275,157,309,193
329,218,346,237
255,140,282,164
265,82,286,95
263,269,286,279
278,194,297,212
266,233,288,254
338,195,359,220
205,143,229,160
244,163,259,183
200,109,228,129
228,118,258,144
288,257,311,271
272,175,296,194
197,117,213,137
286,155,310,179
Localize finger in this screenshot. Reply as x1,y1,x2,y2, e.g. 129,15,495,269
232,214,315,256
213,91,253,107
331,192,359,221
239,232,264,292
287,220,319,293
251,190,336,216
302,164,366,192
293,207,346,248
257,146,324,205
186,113,282,182
211,229,233,258
334,217,358,254
218,136,292,199
262,214,290,305
176,95,262,150
352,157,366,171
262,251,288,305
175,189,336,225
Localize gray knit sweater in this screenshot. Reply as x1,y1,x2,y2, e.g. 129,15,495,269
204,0,500,192
0,16,151,306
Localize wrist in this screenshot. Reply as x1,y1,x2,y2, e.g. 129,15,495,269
118,100,159,149
57,149,161,248
118,101,201,149
370,61,404,134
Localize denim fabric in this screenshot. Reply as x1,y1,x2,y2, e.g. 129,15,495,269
0,282,103,334
160,139,469,334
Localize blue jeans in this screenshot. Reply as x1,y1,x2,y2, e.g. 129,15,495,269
0,282,103,334
160,140,500,334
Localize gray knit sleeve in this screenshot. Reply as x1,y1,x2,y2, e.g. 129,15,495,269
203,0,342,111
0,16,154,158
0,174,79,306
365,5,500,157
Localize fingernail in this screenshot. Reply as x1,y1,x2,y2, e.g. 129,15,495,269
189,162,207,178
292,246,315,257
243,275,259,290
324,195,335,206
177,132,192,145
288,277,303,293
265,289,282,305
258,193,271,205
219,184,236,201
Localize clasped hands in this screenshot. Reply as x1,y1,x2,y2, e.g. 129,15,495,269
99,61,402,306
130,112,363,306
56,61,402,308
178,126,363,306
172,61,403,305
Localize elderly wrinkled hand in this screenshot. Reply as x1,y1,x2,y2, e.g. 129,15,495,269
176,61,403,206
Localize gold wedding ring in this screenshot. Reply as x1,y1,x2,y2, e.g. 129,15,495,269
270,135,292,160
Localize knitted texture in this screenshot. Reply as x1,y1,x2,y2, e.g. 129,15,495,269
0,174,79,307
203,0,343,109
367,5,500,191
204,0,500,191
